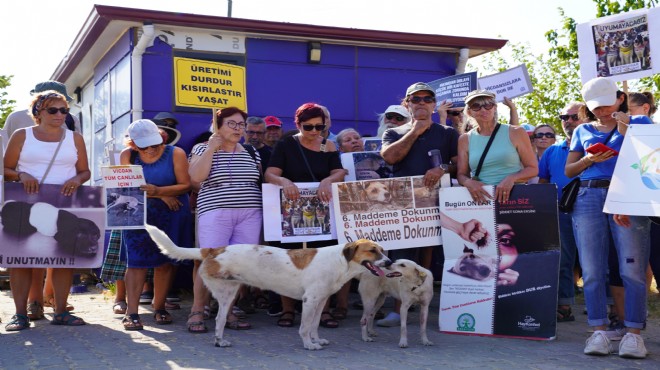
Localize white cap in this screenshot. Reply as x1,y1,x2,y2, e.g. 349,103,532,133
384,105,411,118
127,119,163,148
581,77,618,111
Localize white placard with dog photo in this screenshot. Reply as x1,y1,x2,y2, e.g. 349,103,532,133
340,151,394,181
577,7,660,83
0,183,105,268
332,176,446,250
262,183,337,243
101,166,147,229
438,184,560,340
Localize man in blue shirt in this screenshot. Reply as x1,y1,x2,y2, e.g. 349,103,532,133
538,101,587,323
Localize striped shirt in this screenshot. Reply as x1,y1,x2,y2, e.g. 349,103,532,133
191,143,262,215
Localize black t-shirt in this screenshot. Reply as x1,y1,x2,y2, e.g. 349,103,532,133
382,123,459,177
257,144,272,170
267,135,343,182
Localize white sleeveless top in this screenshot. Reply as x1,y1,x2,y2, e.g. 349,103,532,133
17,127,78,185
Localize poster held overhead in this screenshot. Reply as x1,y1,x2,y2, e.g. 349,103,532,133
477,64,534,102
427,72,478,108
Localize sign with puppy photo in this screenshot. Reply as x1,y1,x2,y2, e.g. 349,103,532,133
332,175,448,250
340,152,394,181
438,184,560,340
101,165,147,229
262,183,336,243
0,183,105,268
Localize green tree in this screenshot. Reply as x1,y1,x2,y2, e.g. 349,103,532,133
0,74,16,128
471,0,657,132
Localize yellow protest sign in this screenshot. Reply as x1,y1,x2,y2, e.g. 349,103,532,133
173,57,247,110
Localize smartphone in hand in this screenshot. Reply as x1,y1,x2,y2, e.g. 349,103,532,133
585,143,619,156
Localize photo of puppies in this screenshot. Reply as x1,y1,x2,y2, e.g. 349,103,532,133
592,15,651,77
337,178,413,214
412,177,439,209
280,195,330,237
105,187,145,228
0,183,105,267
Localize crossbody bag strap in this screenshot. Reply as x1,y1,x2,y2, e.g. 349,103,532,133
474,123,501,180
294,136,318,182
602,126,617,144
40,128,67,185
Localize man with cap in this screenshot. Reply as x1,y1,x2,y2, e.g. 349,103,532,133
5,80,80,137
378,82,459,327
263,116,283,148
152,112,182,146
377,105,411,137
244,116,271,170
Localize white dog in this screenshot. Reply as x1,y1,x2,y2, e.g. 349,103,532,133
358,259,434,348
145,225,391,350
107,193,143,215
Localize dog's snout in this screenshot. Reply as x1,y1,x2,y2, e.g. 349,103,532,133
478,265,491,277
383,258,392,267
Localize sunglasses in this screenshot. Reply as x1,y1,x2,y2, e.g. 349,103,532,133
448,111,462,116
246,130,265,136
225,120,247,130
559,114,579,121
534,132,556,139
44,107,70,115
408,96,436,104
385,113,405,122
301,124,327,132
138,144,162,151
469,102,495,111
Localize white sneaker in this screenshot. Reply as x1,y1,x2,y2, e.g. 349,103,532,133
618,333,647,359
376,312,401,327
584,330,612,356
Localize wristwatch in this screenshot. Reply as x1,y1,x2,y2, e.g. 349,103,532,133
439,164,449,172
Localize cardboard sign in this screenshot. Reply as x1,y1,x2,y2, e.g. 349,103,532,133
173,57,247,110
477,65,533,102
340,151,394,181
101,166,147,229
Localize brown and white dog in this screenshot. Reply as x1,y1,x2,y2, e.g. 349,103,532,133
358,259,434,348
145,225,391,350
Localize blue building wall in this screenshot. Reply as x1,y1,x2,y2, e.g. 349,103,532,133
99,29,457,153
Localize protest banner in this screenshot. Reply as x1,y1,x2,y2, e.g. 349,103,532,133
0,183,105,268
340,151,394,181
101,165,147,229
427,72,478,108
173,57,247,110
332,175,448,250
262,183,336,243
604,124,660,216
577,8,660,83
439,184,559,340
477,65,533,102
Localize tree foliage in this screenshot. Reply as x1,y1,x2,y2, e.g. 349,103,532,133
0,74,16,128
471,0,657,132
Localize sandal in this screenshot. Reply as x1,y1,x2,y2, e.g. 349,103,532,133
5,314,30,331
113,301,127,315
225,314,251,330
27,301,45,320
122,313,144,331
277,311,295,327
44,296,74,312
153,309,173,325
187,311,208,333
51,312,85,326
331,307,348,320
320,311,339,328
556,306,575,322
254,295,270,310
151,302,181,310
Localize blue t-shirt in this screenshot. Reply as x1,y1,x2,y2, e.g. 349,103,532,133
569,116,652,180
538,140,572,200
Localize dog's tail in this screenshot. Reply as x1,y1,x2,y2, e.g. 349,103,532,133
145,224,204,261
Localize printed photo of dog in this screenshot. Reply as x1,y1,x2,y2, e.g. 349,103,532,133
448,246,497,282
105,187,145,228
412,177,439,209
358,259,434,348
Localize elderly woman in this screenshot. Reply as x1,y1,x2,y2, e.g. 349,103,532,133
4,91,91,330
186,107,262,333
120,119,192,331
456,90,537,204
565,78,652,358
265,102,345,328
336,128,364,153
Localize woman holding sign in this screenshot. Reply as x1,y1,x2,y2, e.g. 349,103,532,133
565,77,652,359
265,102,345,328
3,91,90,331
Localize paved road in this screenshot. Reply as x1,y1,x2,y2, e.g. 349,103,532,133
1,286,659,370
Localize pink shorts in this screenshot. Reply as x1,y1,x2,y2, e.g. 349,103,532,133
197,208,262,248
